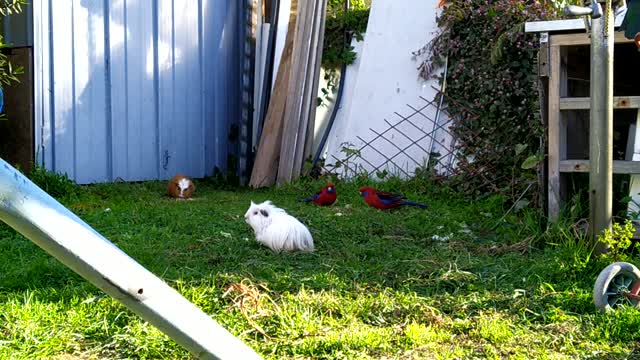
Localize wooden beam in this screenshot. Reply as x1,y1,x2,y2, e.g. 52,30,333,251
525,19,592,33
550,31,634,46
559,160,640,174
548,44,561,221
559,96,640,110
525,13,626,33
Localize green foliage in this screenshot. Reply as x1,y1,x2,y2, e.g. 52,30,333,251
322,0,369,70
417,0,562,203
319,1,370,105
0,0,27,16
591,306,640,343
598,219,637,262
26,163,80,201
0,0,27,120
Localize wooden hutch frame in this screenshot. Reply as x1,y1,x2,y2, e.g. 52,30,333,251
527,16,640,220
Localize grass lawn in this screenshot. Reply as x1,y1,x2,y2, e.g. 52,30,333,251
1,177,640,359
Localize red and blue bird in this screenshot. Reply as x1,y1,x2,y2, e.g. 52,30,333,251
359,186,428,210
299,183,337,206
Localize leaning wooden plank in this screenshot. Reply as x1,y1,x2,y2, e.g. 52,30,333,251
252,26,263,149
277,0,311,184
301,0,328,168
252,0,264,148
272,0,293,90
249,0,298,188
292,0,323,175
253,23,272,147
277,0,316,185
254,23,272,144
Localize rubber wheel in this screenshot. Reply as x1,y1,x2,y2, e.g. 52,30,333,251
593,262,640,312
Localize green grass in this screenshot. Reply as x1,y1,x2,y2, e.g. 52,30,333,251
1,178,640,359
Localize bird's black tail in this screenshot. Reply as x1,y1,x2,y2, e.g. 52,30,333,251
298,197,312,202
401,201,428,208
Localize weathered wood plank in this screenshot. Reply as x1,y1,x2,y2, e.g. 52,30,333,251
292,0,320,176
249,0,298,188
550,31,633,46
252,0,264,149
548,44,561,220
300,0,328,170
559,96,640,110
525,13,626,33
277,0,315,185
559,160,640,174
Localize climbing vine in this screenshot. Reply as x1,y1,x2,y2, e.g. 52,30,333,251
415,0,568,203
319,0,370,105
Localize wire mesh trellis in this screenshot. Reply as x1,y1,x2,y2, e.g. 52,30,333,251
322,94,461,180
318,84,532,202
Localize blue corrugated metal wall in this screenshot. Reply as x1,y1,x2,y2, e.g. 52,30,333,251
22,0,242,184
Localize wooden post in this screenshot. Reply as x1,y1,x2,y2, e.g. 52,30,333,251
590,0,614,252
547,42,561,220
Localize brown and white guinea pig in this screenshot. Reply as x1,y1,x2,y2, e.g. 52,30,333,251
167,174,196,199
244,200,314,252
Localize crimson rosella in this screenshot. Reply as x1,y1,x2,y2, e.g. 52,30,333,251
359,186,428,210
299,183,337,206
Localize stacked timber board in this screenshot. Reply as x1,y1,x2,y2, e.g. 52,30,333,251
249,0,328,187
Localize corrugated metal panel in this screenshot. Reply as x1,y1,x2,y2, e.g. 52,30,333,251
22,0,242,184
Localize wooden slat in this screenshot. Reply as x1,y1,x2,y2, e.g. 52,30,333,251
301,0,328,168
525,18,590,33
277,0,316,185
525,13,626,33
560,160,640,174
252,0,264,149
249,0,298,188
559,96,640,110
293,0,321,176
550,31,634,46
548,44,561,221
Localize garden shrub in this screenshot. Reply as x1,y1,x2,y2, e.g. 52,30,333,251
416,0,565,204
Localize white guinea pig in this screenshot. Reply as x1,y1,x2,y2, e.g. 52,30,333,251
244,200,314,252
